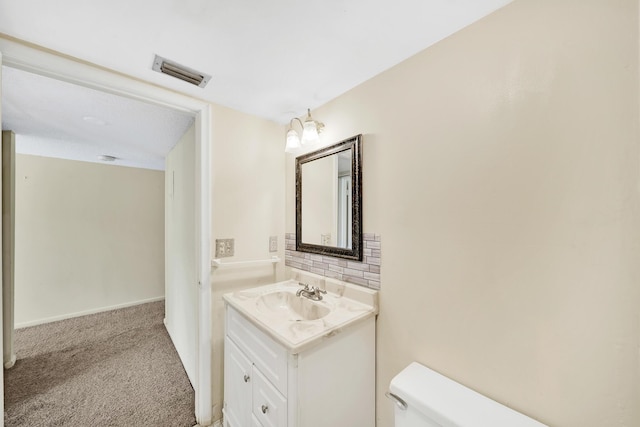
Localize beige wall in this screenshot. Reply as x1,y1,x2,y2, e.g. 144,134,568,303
209,104,285,421
286,0,640,426
15,154,165,326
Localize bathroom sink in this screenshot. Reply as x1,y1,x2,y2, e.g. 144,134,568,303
223,278,378,352
255,291,330,321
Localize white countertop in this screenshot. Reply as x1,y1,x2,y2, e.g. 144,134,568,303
223,279,378,353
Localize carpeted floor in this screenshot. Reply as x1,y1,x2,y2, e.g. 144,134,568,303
4,301,197,427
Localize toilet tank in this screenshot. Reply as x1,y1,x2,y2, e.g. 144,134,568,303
388,362,548,427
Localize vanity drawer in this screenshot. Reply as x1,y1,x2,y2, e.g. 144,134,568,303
252,367,287,427
226,306,288,395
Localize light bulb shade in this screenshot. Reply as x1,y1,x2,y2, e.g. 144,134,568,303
301,119,319,145
285,128,301,152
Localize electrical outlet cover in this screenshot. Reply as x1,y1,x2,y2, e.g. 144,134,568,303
269,236,278,252
215,238,234,258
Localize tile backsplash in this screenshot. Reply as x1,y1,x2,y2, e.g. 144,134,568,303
285,233,381,290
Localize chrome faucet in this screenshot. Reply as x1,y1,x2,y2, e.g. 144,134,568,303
296,283,327,301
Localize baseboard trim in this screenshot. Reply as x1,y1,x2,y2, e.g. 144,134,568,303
15,296,165,329
194,418,222,427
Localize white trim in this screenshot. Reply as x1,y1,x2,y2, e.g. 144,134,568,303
0,41,204,113
15,296,165,329
0,36,213,426
3,353,15,369
195,104,213,425
0,50,5,427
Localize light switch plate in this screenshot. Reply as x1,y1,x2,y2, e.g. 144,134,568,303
215,238,234,258
269,236,277,252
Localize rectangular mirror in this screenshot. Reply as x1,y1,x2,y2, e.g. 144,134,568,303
296,134,362,261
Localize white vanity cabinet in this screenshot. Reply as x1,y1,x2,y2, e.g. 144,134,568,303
223,304,376,427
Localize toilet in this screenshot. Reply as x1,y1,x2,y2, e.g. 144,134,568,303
388,362,548,427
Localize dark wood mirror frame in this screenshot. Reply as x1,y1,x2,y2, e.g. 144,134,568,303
296,134,362,261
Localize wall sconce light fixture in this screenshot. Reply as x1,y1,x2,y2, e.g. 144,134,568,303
285,108,325,153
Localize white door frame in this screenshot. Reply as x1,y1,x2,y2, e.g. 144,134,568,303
0,50,5,427
0,38,213,425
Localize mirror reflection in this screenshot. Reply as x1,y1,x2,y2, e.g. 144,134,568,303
296,135,362,261
301,150,352,248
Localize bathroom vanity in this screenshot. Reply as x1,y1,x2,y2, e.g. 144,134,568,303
222,277,378,427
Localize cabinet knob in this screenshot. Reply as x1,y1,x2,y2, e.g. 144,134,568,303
261,404,269,414
243,374,250,383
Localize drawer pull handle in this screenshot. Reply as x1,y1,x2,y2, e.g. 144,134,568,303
243,374,250,383
261,404,269,414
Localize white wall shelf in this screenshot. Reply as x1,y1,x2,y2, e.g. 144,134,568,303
211,256,280,270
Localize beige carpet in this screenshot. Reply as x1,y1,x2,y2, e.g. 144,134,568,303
4,301,197,427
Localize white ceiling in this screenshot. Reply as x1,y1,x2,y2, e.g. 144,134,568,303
0,0,513,169
2,66,194,170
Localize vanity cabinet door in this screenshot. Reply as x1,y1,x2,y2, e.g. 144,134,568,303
224,337,253,427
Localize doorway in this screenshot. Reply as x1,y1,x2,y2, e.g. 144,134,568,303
0,37,213,425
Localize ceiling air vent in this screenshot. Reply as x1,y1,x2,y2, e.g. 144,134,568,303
152,55,211,88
